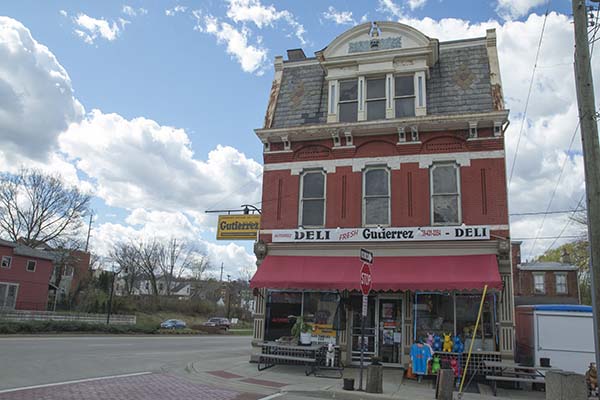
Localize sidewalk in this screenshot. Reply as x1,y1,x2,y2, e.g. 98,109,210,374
181,354,546,400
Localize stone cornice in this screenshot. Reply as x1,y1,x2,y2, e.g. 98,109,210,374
255,110,509,143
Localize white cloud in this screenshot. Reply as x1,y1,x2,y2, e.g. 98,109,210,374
226,0,307,45
122,5,148,17
59,10,67,17
165,5,187,16
378,0,405,18
0,17,84,161
73,13,128,44
59,109,263,214
496,0,547,21
200,15,268,75
408,0,427,10
322,6,355,25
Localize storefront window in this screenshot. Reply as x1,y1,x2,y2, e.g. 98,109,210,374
455,294,496,351
264,291,302,341
414,293,454,341
303,292,340,343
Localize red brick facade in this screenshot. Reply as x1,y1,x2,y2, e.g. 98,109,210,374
260,130,509,237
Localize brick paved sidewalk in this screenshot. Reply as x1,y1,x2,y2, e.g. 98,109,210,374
0,373,263,400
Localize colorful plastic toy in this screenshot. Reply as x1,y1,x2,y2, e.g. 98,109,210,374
426,332,434,347
450,357,459,377
452,335,464,353
431,355,441,374
433,335,442,352
442,333,453,352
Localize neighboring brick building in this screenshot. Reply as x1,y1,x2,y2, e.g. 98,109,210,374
511,241,580,305
0,238,54,311
250,21,515,365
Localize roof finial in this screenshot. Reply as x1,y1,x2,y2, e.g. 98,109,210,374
369,21,381,38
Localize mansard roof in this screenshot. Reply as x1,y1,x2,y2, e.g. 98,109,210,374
264,22,504,131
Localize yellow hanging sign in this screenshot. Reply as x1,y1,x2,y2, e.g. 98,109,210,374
217,214,261,240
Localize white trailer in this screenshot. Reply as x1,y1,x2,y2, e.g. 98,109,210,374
515,304,594,374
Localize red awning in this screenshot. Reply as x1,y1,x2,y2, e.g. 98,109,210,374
250,254,502,292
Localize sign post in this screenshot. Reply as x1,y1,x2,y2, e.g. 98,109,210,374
359,257,373,391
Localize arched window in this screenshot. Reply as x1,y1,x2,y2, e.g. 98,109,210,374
300,171,326,227
363,168,390,226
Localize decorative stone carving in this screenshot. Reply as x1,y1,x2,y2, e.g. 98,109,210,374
454,63,475,90
348,37,403,54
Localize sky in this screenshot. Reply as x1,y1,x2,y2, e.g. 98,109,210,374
0,0,597,278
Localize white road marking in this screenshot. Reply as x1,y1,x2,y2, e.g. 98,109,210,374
258,393,284,400
0,371,152,394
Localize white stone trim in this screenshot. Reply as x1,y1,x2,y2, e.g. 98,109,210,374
265,150,506,175
327,80,338,123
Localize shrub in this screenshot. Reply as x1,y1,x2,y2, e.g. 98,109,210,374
0,320,159,334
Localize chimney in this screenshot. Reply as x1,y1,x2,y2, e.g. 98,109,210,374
286,48,306,61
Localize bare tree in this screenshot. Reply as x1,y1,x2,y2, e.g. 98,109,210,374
110,242,142,296
190,253,211,281
133,240,161,297
0,169,91,246
156,239,192,296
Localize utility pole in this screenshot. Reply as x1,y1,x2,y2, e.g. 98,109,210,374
219,262,224,282
226,274,232,319
106,262,116,325
84,211,93,253
572,0,600,368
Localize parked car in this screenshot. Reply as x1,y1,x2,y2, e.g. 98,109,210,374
160,319,187,329
203,317,231,330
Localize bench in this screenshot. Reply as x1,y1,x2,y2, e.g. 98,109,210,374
258,354,317,375
485,374,545,396
257,342,343,378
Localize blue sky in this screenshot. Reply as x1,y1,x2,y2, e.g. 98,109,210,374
0,0,594,276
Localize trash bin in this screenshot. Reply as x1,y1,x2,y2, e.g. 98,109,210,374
366,364,383,393
343,378,354,391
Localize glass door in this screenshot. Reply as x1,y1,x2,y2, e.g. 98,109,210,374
378,297,403,365
351,295,377,363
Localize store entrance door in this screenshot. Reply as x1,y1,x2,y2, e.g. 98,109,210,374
351,295,404,365
351,295,376,363
378,297,403,365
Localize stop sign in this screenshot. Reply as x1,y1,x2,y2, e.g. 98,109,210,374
360,263,372,296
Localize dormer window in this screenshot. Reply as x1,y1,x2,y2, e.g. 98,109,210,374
395,76,415,118
339,79,358,122
328,72,425,123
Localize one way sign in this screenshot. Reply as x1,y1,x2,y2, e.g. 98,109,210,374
360,248,374,264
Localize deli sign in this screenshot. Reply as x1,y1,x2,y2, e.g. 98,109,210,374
271,225,490,243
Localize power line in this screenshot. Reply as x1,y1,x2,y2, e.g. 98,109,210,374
541,192,587,255
508,1,551,187
510,209,584,217
514,235,585,240
204,172,264,212
526,120,581,259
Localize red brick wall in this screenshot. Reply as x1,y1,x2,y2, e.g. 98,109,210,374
515,269,579,300
260,132,508,234
0,244,53,311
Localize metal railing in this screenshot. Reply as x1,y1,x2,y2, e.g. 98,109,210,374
0,309,136,325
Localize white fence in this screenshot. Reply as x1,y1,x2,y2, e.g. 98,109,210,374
0,310,136,325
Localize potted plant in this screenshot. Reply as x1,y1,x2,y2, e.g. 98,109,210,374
291,315,312,345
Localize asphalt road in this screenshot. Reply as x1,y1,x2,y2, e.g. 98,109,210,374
0,335,252,391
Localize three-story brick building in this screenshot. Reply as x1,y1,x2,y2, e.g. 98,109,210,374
250,21,515,366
